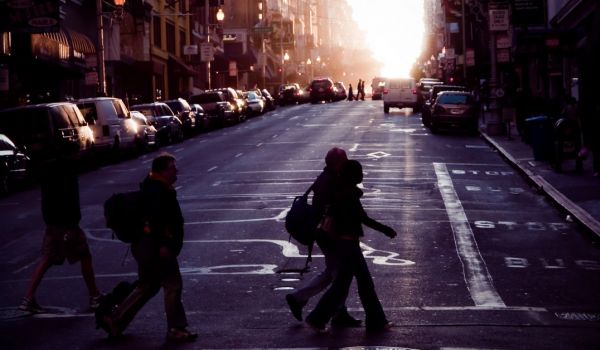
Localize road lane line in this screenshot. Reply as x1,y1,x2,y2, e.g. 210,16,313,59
434,162,506,307
207,166,218,172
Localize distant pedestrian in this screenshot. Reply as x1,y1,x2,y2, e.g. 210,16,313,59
347,84,354,101
285,148,362,328
102,153,197,342
305,159,397,333
19,155,102,313
359,80,366,100
356,79,362,100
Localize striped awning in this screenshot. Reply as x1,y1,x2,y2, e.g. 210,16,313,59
33,28,96,62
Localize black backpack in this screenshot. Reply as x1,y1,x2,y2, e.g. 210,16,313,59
285,184,321,271
104,191,145,243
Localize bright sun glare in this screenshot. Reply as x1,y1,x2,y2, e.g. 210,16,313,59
346,0,425,78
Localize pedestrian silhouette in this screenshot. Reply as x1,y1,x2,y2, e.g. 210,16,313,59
101,153,197,342
19,155,102,313
305,159,397,333
347,84,354,101
285,148,362,327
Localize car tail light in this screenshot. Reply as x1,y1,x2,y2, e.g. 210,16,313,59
412,89,417,94
383,89,389,94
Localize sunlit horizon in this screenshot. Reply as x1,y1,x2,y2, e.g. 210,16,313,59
346,0,425,78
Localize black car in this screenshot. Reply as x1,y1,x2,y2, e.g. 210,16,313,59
189,91,236,127
430,91,478,134
277,84,302,106
260,89,276,111
0,133,29,193
422,85,470,127
308,78,335,103
130,102,184,145
164,98,196,136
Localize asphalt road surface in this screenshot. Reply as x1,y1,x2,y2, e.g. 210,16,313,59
1,100,599,349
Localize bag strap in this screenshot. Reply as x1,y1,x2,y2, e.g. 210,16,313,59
301,241,314,275
302,182,314,198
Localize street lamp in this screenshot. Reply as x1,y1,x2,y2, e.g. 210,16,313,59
96,0,126,97
205,1,224,90
281,52,289,84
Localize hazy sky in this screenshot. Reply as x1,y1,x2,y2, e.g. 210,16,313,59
345,0,425,77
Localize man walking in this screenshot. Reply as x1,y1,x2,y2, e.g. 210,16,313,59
19,156,102,313
285,147,362,327
102,153,197,342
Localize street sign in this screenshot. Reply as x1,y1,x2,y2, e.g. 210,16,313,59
184,45,198,55
489,9,509,31
252,26,273,34
200,43,214,62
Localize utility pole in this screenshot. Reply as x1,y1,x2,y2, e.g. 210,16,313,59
96,0,106,96
205,0,211,90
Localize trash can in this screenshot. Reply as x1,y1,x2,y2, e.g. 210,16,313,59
525,116,553,161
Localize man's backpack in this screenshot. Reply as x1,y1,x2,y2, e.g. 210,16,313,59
285,184,320,271
104,191,145,243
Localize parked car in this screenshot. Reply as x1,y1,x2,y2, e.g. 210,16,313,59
189,91,236,127
243,91,265,116
417,78,443,108
129,102,183,145
382,77,419,113
308,78,336,103
334,82,348,101
130,111,157,152
371,77,386,100
277,84,303,106
422,85,470,127
190,103,209,131
76,97,138,157
217,88,246,123
0,102,94,167
260,89,276,111
0,133,29,193
164,98,196,136
429,91,479,134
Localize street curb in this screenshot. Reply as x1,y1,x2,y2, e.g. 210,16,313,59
481,132,600,240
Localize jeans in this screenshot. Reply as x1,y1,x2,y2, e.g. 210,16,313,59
112,237,187,330
290,234,337,304
306,238,387,327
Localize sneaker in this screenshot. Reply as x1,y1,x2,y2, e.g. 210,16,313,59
366,321,394,331
18,297,45,314
331,312,362,328
89,293,104,310
166,327,198,342
285,294,304,321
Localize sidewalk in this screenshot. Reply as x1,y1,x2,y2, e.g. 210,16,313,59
481,126,600,239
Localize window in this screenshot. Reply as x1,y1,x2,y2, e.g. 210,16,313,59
153,16,162,48
166,22,175,54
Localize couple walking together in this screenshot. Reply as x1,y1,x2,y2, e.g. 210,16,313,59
286,147,397,332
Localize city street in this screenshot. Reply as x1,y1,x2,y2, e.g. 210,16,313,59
1,101,600,349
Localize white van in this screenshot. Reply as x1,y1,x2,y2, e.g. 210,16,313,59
382,78,419,113
76,97,138,155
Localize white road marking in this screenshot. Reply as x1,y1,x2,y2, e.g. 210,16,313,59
235,153,243,158
349,143,360,152
256,142,263,147
207,166,218,172
434,162,506,307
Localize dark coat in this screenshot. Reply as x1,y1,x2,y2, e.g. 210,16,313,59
311,166,339,216
330,185,390,239
140,175,184,256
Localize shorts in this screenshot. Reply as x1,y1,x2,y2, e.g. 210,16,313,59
42,226,91,265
